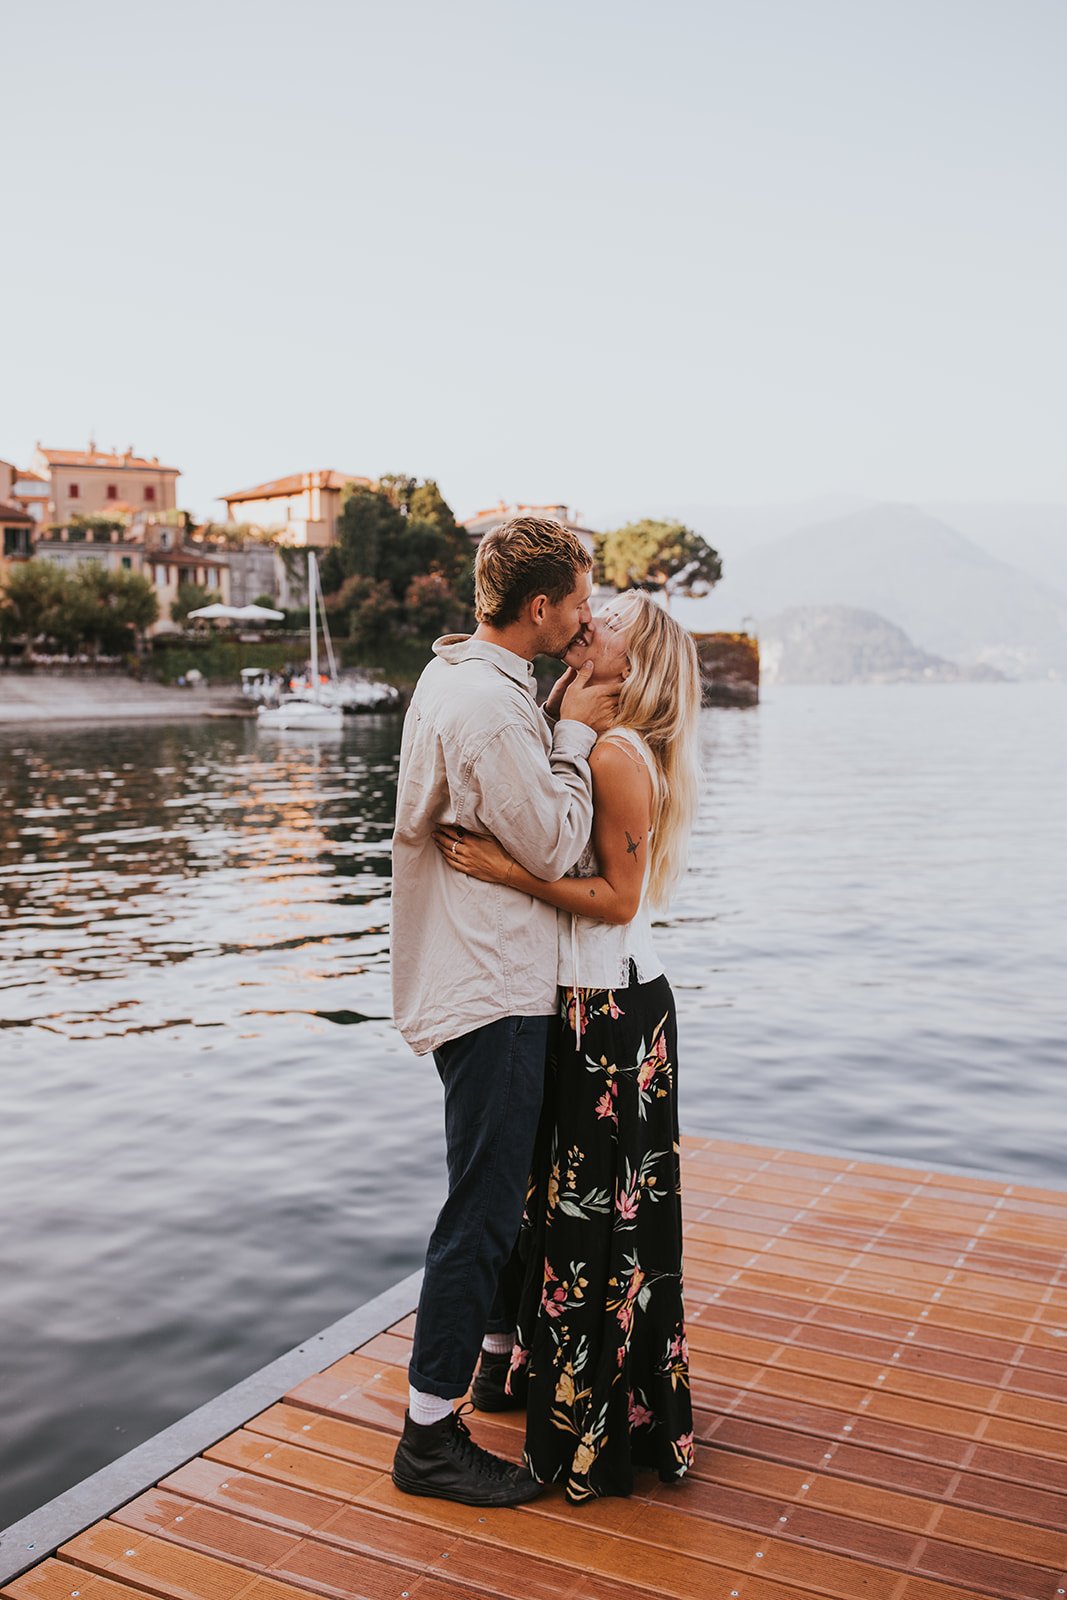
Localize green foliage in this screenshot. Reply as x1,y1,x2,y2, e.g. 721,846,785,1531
68,564,159,654
148,637,298,684
0,558,158,656
596,519,722,592
403,571,466,641
67,514,128,539
325,477,474,640
0,560,70,648
171,581,222,624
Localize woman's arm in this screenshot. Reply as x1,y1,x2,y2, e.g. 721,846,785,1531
433,739,652,926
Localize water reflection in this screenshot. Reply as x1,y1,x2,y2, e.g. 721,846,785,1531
1,685,1065,1528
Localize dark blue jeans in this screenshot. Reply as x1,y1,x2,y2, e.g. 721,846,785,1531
408,1012,552,1400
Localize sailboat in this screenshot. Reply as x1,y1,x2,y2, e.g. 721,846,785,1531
257,551,345,731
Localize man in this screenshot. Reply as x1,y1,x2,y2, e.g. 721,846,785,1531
390,515,617,1505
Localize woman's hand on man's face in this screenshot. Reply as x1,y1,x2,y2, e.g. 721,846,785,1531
433,826,514,885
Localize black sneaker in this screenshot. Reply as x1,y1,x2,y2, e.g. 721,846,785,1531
391,1405,541,1506
471,1349,529,1412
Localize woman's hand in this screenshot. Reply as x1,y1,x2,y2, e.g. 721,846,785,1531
433,826,516,886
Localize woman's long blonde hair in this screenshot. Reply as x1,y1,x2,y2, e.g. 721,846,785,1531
611,592,701,909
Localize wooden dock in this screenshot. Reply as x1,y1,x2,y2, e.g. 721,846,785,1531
5,1136,1067,1600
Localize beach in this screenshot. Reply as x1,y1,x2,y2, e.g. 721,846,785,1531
0,671,250,725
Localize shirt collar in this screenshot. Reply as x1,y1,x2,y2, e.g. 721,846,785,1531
433,634,537,694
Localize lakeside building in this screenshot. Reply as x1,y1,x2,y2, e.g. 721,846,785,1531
31,520,230,637
9,466,49,523
219,470,372,548
461,500,597,556
0,458,36,580
33,443,180,523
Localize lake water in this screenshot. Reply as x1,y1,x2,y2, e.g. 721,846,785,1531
1,683,1065,1528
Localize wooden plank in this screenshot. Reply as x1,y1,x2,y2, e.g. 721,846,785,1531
6,1137,1067,1600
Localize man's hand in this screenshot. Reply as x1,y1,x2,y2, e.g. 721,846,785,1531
559,660,620,734
543,666,576,720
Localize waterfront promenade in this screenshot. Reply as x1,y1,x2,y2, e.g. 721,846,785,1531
3,1136,1066,1599
0,674,249,725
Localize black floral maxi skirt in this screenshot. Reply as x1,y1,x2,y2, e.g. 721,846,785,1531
507,973,694,1502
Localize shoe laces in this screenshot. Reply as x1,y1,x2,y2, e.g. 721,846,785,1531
448,1402,517,1482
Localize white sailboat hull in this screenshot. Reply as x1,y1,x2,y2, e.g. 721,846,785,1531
257,698,344,730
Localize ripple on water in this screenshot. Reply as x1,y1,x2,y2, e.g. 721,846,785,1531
1,689,1066,1526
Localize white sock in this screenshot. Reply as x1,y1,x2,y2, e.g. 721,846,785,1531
408,1386,453,1426
482,1330,515,1355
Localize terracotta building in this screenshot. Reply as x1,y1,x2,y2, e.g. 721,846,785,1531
34,443,180,523
0,458,35,579
219,470,372,548
461,500,597,556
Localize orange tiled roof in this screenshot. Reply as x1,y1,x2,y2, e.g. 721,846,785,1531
0,500,35,525
221,470,372,503
15,468,48,484
38,448,180,473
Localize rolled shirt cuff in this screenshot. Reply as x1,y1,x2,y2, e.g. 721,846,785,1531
551,718,598,758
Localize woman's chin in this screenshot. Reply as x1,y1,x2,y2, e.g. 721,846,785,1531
564,644,596,673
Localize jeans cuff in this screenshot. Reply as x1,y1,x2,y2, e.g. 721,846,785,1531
407,1361,470,1402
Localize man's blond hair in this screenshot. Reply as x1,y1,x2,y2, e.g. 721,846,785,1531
474,516,593,627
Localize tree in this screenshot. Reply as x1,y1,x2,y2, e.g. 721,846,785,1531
0,560,71,652
403,571,466,642
597,519,722,594
332,484,404,583
343,576,404,651
69,564,159,656
325,478,473,623
172,581,222,624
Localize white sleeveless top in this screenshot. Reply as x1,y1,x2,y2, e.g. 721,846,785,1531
557,728,664,1036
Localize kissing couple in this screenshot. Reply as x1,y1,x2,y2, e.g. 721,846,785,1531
390,514,700,1506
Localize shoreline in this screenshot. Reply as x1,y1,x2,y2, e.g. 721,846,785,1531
0,672,253,726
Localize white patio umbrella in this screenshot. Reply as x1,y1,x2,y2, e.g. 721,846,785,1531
186,602,245,620
234,603,285,620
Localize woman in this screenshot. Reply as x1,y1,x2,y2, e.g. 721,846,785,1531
434,591,701,1502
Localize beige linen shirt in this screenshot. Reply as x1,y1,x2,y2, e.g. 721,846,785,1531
391,635,596,1055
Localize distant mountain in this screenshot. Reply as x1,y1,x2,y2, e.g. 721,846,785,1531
758,606,1006,686
588,496,874,563
922,503,1067,598
711,504,1067,679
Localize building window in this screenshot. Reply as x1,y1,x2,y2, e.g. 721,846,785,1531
155,565,165,586
106,484,118,500
144,486,156,502
69,483,80,499
121,556,132,570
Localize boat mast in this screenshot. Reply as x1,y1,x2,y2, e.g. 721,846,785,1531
308,550,319,698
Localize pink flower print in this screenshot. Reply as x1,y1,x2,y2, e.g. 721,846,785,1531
564,990,588,1035
628,1395,654,1429
541,1259,565,1318
509,1345,529,1374
616,1302,633,1335
595,1089,618,1121
673,1431,694,1467
615,1183,639,1222
637,1055,657,1091
669,1333,689,1363
606,992,624,1020
626,1266,646,1302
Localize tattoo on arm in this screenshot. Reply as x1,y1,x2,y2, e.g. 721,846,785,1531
625,831,642,857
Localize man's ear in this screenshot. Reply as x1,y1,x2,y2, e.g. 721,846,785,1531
528,593,549,626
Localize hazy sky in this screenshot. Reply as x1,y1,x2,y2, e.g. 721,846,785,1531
3,0,1064,523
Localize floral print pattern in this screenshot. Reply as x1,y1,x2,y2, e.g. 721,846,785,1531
510,973,693,1502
